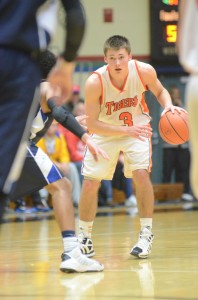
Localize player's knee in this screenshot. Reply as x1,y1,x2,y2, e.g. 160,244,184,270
83,178,100,192
133,169,150,185
47,177,72,195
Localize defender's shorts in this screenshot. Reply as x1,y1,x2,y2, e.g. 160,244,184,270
10,143,63,199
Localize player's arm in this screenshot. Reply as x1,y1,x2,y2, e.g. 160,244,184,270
60,0,86,63
85,74,152,140
39,81,108,160
176,0,186,57
47,99,109,161
40,81,60,113
138,61,184,115
47,99,86,139
47,0,86,104
138,61,172,109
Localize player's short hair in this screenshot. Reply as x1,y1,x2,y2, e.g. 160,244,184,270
38,50,57,79
103,35,131,55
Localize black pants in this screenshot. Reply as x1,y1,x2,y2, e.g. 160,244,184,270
162,147,191,194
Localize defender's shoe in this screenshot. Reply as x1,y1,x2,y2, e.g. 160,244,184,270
79,237,95,257
130,227,154,259
60,246,103,273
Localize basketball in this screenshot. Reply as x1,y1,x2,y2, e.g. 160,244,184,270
158,109,189,145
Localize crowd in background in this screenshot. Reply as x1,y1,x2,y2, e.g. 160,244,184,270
7,85,137,213
6,83,195,214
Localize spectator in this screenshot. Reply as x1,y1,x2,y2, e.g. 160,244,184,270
65,85,84,112
37,122,81,207
14,191,50,213
162,85,193,201
59,101,86,184
60,101,113,206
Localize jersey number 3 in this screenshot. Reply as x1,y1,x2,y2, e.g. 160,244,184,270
119,112,133,126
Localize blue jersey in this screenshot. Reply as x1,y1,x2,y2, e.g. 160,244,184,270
0,0,54,53
0,0,86,61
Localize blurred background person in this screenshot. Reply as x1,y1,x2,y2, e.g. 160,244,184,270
64,85,84,112
37,122,81,207
14,190,51,213
162,85,193,201
112,152,137,207
60,101,86,184
60,101,113,206
177,0,198,199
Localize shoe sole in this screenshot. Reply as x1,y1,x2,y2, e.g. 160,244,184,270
130,250,150,259
130,234,154,259
60,267,102,273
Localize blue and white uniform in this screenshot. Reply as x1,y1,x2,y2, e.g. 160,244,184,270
10,108,63,199
0,0,85,196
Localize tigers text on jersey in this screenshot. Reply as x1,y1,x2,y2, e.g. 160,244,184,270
94,60,151,127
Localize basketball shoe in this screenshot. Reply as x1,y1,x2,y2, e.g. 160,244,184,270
78,234,95,257
130,227,154,258
125,195,137,207
60,246,103,273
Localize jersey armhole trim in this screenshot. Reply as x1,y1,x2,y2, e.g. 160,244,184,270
134,60,148,91
92,71,104,105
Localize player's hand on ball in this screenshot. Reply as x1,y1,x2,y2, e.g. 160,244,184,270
161,105,188,116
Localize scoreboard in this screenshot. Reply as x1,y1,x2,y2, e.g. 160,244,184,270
150,0,179,63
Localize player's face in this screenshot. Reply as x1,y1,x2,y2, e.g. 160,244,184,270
104,48,131,75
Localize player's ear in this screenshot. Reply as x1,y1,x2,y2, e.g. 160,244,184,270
129,53,132,60
104,56,107,63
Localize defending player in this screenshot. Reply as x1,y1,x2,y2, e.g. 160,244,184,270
10,50,108,273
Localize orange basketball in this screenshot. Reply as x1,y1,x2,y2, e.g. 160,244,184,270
158,109,189,145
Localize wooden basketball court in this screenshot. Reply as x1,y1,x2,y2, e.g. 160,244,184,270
1,202,198,299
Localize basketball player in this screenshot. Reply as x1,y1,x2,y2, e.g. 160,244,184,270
78,35,183,259
10,50,108,273
0,0,86,224
177,0,198,198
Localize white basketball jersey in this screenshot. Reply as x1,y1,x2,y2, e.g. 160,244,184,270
29,107,54,143
179,0,198,74
94,60,151,127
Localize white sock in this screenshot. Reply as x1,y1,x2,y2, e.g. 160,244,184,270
62,236,78,252
140,218,152,230
78,220,93,239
